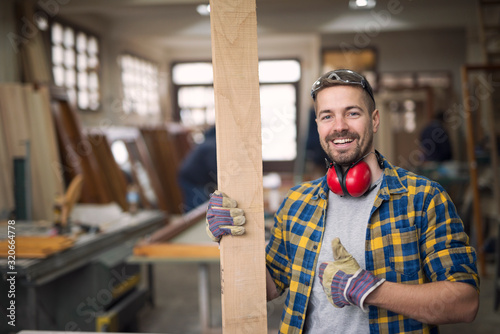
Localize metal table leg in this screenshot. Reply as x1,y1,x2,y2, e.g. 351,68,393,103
27,284,38,329
199,263,210,333
147,263,155,307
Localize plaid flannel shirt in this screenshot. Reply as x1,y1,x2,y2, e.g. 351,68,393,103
265,157,479,334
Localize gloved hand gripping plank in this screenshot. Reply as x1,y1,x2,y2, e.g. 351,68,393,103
206,191,246,242
209,0,268,332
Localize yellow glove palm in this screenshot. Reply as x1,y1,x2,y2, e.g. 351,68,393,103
319,238,384,311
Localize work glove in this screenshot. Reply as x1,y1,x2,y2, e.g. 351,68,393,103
206,191,246,242
318,238,385,312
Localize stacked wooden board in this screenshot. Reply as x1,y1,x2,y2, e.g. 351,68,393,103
50,86,111,204
165,122,193,163
101,124,194,214
0,81,196,222
0,235,74,258
0,83,64,221
86,130,129,211
141,126,185,214
103,126,170,212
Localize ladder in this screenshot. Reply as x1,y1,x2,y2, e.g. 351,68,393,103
468,0,500,310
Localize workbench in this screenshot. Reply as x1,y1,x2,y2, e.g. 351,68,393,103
127,204,278,334
129,216,220,334
0,208,166,333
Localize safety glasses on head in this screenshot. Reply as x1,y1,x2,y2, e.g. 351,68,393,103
310,69,375,105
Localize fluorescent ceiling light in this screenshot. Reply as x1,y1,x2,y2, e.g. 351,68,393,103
349,0,376,10
197,4,210,16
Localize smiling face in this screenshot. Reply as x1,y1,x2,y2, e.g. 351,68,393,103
315,85,380,167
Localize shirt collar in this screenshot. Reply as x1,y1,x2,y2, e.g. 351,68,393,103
378,154,407,200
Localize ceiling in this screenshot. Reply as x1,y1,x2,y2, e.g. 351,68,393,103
57,0,477,48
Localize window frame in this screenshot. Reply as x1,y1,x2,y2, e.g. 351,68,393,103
119,52,161,116
46,16,102,112
170,59,301,173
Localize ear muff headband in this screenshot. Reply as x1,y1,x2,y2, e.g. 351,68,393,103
327,160,371,197
326,151,383,197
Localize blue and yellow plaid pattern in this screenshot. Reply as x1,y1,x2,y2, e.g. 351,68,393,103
265,157,479,334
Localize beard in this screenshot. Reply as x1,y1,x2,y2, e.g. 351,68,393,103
321,128,374,166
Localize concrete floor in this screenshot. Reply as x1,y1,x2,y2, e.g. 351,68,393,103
136,262,500,334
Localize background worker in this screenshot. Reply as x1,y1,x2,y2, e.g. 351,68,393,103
206,69,479,334
178,126,217,211
419,110,453,162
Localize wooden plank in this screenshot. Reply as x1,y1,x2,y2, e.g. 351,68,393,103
0,83,30,158
24,84,66,221
23,84,46,220
133,243,219,260
210,1,268,332
124,135,170,212
37,85,65,197
461,65,486,276
166,122,193,162
0,236,75,258
146,201,207,243
51,99,85,185
86,131,128,211
0,88,14,214
0,83,31,219
141,127,184,214
50,87,112,204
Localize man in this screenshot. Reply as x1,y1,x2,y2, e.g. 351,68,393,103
419,110,453,162
178,126,217,211
206,69,479,333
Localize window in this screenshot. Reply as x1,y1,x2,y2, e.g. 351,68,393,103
51,22,100,111
172,60,300,166
120,54,160,115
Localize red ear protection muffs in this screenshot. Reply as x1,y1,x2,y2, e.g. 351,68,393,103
326,151,384,197
327,160,371,197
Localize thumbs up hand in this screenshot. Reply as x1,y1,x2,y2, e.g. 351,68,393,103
318,238,385,312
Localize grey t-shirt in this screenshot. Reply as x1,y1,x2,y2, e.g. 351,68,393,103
303,176,382,334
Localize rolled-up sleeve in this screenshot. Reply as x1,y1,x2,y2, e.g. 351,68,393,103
420,185,479,290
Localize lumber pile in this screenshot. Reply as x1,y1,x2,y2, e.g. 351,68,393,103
96,124,193,214
0,235,75,258
51,90,192,214
0,82,195,220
